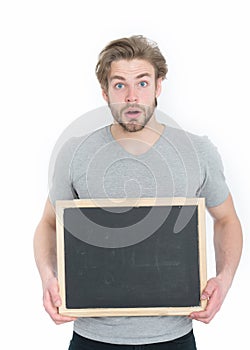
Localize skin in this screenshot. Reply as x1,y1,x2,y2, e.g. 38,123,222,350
102,59,165,155
103,59,160,133
33,58,243,325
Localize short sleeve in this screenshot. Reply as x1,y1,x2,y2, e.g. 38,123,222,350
49,137,80,207
198,136,229,207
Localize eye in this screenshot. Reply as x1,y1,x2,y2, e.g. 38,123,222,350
115,83,124,89
139,81,148,87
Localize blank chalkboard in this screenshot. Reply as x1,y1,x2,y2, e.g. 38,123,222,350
56,197,207,317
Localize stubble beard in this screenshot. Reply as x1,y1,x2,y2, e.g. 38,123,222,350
108,101,156,133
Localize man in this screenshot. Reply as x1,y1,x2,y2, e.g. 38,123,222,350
34,35,243,349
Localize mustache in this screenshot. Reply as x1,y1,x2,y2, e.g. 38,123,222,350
108,99,158,110
118,103,146,113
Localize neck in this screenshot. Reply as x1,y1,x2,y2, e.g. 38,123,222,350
110,116,166,155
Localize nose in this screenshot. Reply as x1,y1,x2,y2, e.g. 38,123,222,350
125,86,138,103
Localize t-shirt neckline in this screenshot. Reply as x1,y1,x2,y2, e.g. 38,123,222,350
105,124,167,158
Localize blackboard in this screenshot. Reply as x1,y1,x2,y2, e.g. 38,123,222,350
56,197,207,317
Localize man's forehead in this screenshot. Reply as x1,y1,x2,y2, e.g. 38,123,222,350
109,59,155,80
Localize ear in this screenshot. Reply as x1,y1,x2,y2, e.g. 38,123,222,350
102,89,109,103
155,78,162,98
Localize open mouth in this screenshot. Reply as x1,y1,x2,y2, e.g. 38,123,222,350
124,109,142,119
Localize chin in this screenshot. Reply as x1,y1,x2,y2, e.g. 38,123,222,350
120,122,145,133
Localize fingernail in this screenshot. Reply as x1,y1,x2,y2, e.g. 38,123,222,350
55,300,60,307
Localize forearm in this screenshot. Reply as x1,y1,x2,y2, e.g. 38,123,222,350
33,220,57,287
214,215,243,288
190,194,242,323
33,198,76,324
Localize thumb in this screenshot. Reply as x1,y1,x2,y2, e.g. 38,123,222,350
201,279,216,300
53,296,62,308
49,279,62,307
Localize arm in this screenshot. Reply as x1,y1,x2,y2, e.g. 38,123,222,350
190,193,243,323
33,197,76,324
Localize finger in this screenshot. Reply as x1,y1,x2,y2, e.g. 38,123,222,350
43,289,58,315
49,281,62,307
43,290,76,324
190,290,219,323
201,279,217,300
51,312,77,325
50,303,77,325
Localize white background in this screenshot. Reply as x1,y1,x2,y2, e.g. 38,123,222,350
1,0,249,348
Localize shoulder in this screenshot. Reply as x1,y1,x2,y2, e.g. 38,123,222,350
163,126,224,169
164,126,215,153
169,126,219,149
56,125,109,158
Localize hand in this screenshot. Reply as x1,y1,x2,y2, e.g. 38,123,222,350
43,276,76,325
189,276,229,324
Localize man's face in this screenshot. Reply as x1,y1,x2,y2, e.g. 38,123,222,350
102,59,162,132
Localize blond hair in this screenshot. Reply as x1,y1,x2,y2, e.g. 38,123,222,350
95,35,168,91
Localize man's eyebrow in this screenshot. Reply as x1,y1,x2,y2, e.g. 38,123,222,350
110,75,126,82
109,73,152,81
136,73,152,79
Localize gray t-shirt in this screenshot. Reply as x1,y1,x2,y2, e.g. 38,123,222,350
49,124,229,345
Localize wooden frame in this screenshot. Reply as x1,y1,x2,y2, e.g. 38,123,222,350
56,197,207,317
